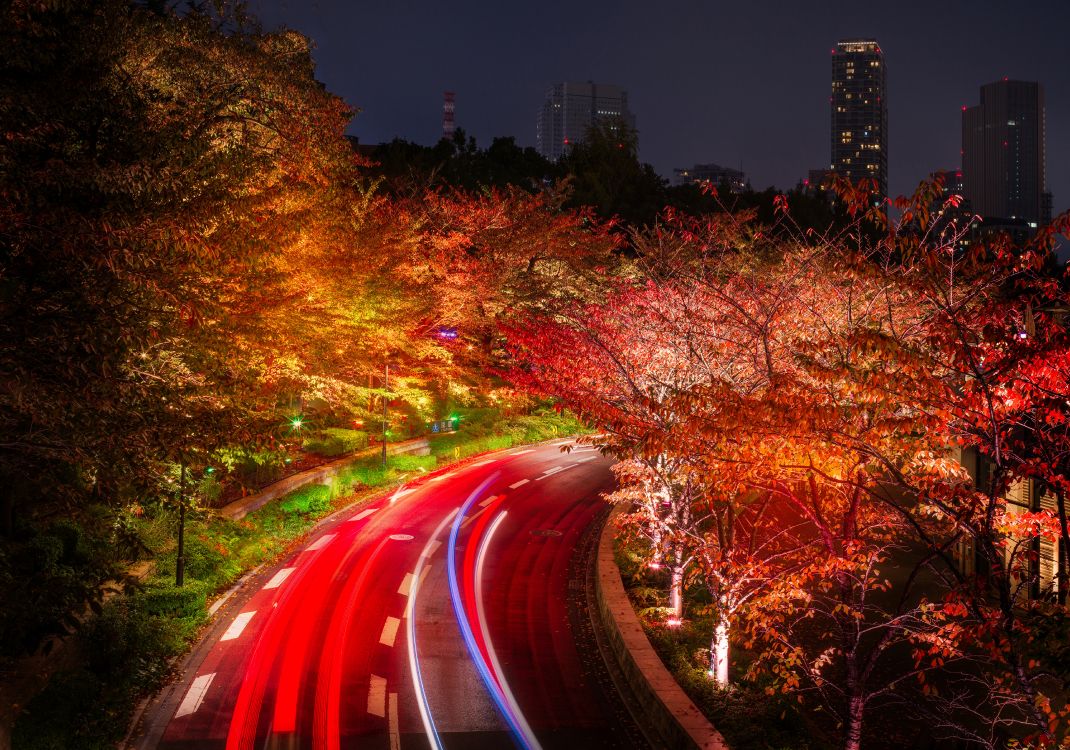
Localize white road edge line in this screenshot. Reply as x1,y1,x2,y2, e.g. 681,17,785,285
510,449,536,455
220,611,255,642
470,459,496,467
379,616,401,647
174,673,215,719
508,479,530,489
262,567,295,590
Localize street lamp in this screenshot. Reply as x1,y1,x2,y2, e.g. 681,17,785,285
381,363,389,467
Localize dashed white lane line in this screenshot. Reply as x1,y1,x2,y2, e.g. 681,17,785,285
460,507,489,529
511,449,536,455
403,566,433,619
388,692,400,750
305,533,336,552
390,488,414,504
428,472,455,482
220,611,255,642
263,567,296,590
368,674,387,717
379,616,401,647
349,508,379,522
573,456,597,463
536,465,575,480
174,673,215,718
509,479,530,489
479,494,504,508
398,572,415,597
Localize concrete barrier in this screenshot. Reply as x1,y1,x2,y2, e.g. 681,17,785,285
219,437,430,520
595,503,730,750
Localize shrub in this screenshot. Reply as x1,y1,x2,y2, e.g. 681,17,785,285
136,580,209,619
303,428,369,457
278,484,332,515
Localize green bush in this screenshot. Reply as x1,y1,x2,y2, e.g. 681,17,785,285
303,428,369,457
136,580,209,619
278,484,332,515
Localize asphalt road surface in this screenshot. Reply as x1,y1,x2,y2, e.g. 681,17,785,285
141,440,650,750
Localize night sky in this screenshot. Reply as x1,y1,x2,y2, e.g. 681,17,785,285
248,0,1069,213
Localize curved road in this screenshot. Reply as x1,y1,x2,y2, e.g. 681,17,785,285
139,440,648,750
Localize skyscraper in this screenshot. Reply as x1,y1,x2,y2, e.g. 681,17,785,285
536,81,636,162
830,39,888,196
962,80,1048,224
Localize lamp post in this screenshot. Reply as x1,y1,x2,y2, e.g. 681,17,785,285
381,363,389,467
175,460,187,587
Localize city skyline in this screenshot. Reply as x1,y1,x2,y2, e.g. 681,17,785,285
248,1,1069,213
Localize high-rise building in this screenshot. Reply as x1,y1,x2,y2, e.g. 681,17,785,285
962,80,1047,224
672,163,748,192
536,81,636,162
830,39,888,196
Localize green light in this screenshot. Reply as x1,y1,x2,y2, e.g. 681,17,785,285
205,467,214,474
290,416,304,430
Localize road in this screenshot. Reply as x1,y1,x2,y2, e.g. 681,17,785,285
142,440,648,750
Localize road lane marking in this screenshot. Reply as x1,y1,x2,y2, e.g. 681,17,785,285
349,508,379,522
535,465,575,480
388,692,400,750
263,567,295,590
305,533,336,552
368,674,387,717
470,459,496,467
478,494,504,508
403,566,432,619
390,488,414,504
425,540,442,558
220,611,255,642
398,572,414,596
510,449,536,455
379,616,401,647
460,507,488,529
428,472,455,482
573,456,597,463
174,673,215,718
509,479,530,489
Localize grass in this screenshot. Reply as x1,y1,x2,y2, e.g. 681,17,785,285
14,409,587,750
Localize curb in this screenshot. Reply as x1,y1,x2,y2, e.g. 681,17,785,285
594,503,730,750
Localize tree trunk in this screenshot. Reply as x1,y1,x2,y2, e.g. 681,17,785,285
843,694,864,750
1054,487,1068,605
670,564,684,618
710,620,730,686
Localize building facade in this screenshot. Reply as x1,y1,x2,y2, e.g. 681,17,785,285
962,80,1048,224
536,81,636,162
830,39,888,197
672,163,748,192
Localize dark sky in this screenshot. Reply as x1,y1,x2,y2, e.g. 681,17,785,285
248,0,1069,213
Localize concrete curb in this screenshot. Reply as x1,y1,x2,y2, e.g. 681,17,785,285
595,503,730,750
219,437,430,520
